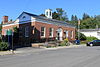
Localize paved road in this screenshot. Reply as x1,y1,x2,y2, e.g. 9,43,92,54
0,46,100,67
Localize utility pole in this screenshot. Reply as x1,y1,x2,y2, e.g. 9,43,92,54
11,31,14,54
78,20,80,44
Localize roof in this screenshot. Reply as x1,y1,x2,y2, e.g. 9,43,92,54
23,12,75,28
3,12,75,28
80,29,100,32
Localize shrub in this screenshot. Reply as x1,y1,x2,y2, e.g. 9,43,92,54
86,36,99,42
59,39,68,46
59,41,66,46
0,42,9,51
76,32,86,40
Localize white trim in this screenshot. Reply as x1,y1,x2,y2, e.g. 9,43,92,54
49,28,54,37
65,30,68,38
2,19,36,27
41,27,46,38
71,31,74,38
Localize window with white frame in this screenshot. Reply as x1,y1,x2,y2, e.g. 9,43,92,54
71,31,73,38
49,28,53,37
41,27,45,37
46,12,48,16
66,31,68,38
25,26,29,37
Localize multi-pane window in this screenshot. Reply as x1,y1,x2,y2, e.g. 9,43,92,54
41,27,45,37
25,26,29,37
70,31,73,38
49,28,53,37
19,27,23,37
66,31,68,38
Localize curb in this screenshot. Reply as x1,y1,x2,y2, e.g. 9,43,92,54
44,45,86,50
0,45,86,56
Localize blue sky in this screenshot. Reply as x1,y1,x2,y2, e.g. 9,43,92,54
0,0,100,22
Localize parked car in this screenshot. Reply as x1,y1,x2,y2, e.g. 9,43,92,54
86,40,100,46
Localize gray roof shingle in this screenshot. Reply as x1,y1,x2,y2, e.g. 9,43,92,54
23,12,75,28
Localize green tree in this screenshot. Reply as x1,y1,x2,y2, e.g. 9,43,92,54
52,12,59,20
82,13,90,20
71,15,78,21
56,8,69,21
75,15,78,21
76,32,86,40
40,14,45,17
80,18,97,29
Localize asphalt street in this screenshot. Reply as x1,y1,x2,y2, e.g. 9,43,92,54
0,46,100,67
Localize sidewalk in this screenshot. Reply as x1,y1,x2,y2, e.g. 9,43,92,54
0,44,86,56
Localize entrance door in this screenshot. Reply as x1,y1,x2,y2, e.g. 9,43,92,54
57,28,63,41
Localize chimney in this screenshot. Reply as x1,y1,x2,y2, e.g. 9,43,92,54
2,16,8,24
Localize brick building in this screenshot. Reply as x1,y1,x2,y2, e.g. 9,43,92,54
2,9,76,46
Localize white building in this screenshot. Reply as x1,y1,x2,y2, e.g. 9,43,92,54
80,29,100,39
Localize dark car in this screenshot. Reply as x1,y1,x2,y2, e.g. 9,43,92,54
87,40,100,46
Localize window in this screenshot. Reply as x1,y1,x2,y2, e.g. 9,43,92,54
50,11,52,16
19,27,23,37
49,28,53,37
41,27,45,37
70,31,73,38
22,16,26,19
25,26,29,37
46,12,48,16
66,31,68,38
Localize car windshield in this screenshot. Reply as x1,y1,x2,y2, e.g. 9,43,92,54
93,40,100,42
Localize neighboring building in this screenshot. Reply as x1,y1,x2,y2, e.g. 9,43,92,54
2,9,76,46
80,29,100,39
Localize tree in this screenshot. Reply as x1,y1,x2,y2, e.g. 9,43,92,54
56,8,69,21
52,12,59,20
76,32,86,40
71,15,75,21
40,8,69,21
56,8,64,20
75,15,78,21
40,14,45,17
82,13,90,20
71,15,78,21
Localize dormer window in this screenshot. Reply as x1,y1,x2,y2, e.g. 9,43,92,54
23,16,26,19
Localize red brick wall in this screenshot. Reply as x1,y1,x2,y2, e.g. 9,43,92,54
2,24,19,35
2,21,76,45
34,22,76,41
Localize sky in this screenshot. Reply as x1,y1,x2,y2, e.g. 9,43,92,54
0,0,100,22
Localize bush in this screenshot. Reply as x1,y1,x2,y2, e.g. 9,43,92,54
76,32,87,40
0,42,9,51
86,36,99,42
59,39,68,46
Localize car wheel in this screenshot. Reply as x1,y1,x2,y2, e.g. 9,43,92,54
90,44,93,47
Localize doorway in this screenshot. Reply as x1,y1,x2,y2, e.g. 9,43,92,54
57,28,63,41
